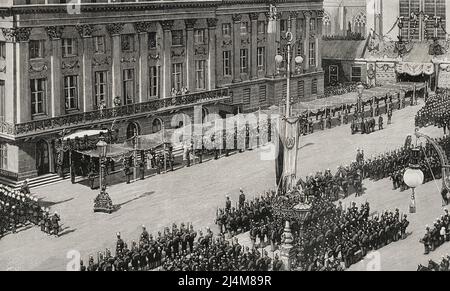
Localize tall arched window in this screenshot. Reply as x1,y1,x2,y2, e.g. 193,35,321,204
353,12,366,37
322,13,332,36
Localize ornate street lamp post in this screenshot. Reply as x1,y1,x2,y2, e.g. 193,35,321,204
274,14,304,193
403,147,424,213
94,136,114,213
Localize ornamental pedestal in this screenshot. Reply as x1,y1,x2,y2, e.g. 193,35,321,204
94,190,114,214
280,221,295,271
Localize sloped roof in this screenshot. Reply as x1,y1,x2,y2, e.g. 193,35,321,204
322,40,368,60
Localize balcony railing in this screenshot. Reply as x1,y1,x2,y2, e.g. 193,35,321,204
2,88,231,137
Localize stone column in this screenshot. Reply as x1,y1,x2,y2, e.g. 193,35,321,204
76,25,94,112
232,14,242,83
249,13,259,80
134,22,152,103
265,12,276,77
185,19,196,92
303,11,311,71
290,12,298,75
46,26,64,117
4,40,14,123
207,18,218,90
160,20,174,98
107,23,125,105
15,28,32,123
316,10,324,70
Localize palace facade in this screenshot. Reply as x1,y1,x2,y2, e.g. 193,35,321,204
0,0,324,181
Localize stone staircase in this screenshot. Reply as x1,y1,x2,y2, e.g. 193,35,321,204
0,173,66,190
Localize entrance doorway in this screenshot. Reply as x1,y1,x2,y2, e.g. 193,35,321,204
36,140,50,176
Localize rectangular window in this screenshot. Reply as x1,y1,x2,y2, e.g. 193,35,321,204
280,19,287,33
62,38,77,57
172,30,184,46
30,78,46,115
148,32,157,49
351,66,362,83
0,42,5,59
121,34,135,52
309,42,316,67
257,47,265,69
149,66,160,98
122,69,135,105
0,80,4,121
194,29,205,45
29,40,45,59
240,49,248,74
172,63,183,91
282,83,287,103
223,51,231,76
329,65,339,84
259,85,266,103
309,18,316,32
311,78,318,95
0,142,6,170
257,21,266,34
297,80,305,101
195,60,206,90
94,36,105,54
64,75,78,111
222,23,231,37
240,22,249,35
94,71,107,108
297,42,304,56
243,88,251,105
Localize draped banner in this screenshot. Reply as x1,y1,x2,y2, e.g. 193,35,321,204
396,62,434,76
282,116,301,192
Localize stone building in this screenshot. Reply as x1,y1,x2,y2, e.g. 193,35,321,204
322,0,450,88
0,0,324,182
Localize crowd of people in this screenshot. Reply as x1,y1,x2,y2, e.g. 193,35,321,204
415,91,450,134
420,209,450,255
0,182,61,239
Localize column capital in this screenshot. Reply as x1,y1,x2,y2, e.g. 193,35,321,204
290,11,299,18
2,27,32,42
134,21,153,33
232,14,242,23
185,19,197,30
160,20,174,31
106,23,125,36
249,12,259,21
45,26,64,40
76,24,94,38
207,18,218,28
316,9,324,19
303,11,313,19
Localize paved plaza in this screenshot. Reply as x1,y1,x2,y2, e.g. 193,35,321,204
0,101,446,271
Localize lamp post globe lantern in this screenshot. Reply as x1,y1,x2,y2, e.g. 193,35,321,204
403,147,424,213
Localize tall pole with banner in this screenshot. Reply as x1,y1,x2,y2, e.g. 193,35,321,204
274,13,304,193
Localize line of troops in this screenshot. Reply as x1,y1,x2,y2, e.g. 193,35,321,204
81,223,283,271
0,182,61,238
420,209,450,255
415,91,450,134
